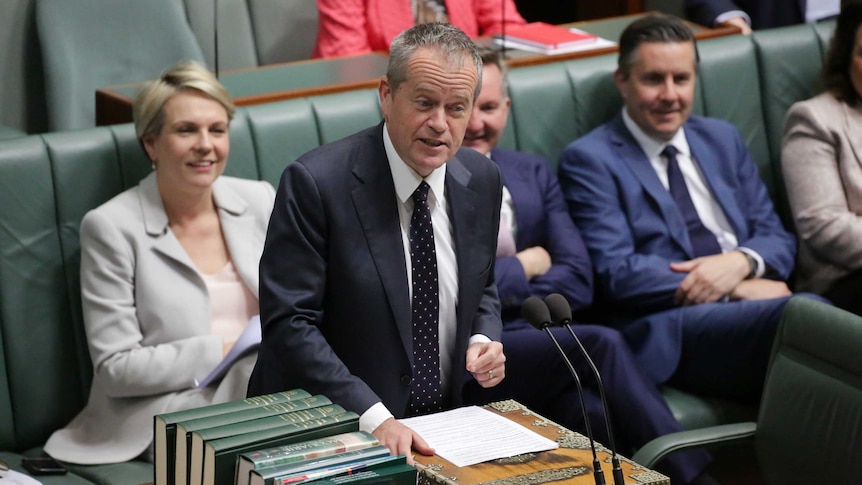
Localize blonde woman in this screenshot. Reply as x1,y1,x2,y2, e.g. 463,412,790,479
45,61,274,464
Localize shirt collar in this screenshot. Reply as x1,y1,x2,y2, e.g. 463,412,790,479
621,108,691,160
383,122,447,205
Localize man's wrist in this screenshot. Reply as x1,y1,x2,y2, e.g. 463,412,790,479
737,250,757,279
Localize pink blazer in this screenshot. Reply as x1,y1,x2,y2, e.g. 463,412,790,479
312,0,526,58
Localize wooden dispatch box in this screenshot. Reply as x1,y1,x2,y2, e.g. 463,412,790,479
414,400,669,485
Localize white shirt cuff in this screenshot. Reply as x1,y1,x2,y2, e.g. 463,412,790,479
715,10,751,26
359,402,394,433
737,247,765,278
468,333,492,345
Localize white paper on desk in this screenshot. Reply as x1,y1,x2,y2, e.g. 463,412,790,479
196,315,261,388
399,406,558,467
494,28,616,55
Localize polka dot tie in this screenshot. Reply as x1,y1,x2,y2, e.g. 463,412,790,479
407,181,443,416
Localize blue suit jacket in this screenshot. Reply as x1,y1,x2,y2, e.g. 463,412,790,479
491,148,593,318
685,0,805,29
249,123,503,418
559,114,795,318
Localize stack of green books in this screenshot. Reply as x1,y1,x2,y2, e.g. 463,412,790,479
154,389,384,485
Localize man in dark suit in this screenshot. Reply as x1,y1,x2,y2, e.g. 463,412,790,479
248,23,506,461
685,0,838,33
461,47,711,485
558,14,804,406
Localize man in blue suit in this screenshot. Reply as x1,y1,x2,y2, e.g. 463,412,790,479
462,48,712,485
249,23,506,461
558,14,800,406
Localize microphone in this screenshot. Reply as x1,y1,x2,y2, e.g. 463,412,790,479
545,293,625,485
521,297,606,485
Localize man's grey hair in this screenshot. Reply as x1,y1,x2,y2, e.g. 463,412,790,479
387,22,483,99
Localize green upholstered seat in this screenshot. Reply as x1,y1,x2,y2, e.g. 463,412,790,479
185,0,259,71
753,23,830,228
243,98,321,187
634,297,862,484
35,0,206,131
0,124,25,141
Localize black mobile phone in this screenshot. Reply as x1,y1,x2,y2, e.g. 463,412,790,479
21,456,67,476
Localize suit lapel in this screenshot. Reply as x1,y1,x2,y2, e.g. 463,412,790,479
686,126,747,238
444,156,476,345
492,149,527,248
139,172,200,274
214,179,260,295
610,116,693,256
351,127,413,356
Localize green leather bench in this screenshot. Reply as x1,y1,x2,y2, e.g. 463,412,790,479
0,124,25,141
0,21,833,484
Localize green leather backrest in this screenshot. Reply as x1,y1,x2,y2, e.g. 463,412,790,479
813,20,836,54
112,124,152,190
311,89,383,145
0,125,25,141
243,98,321,188
0,137,88,451
753,23,827,206
507,61,578,170
697,34,772,195
184,0,259,71
43,129,127,403
247,0,319,65
757,296,862,483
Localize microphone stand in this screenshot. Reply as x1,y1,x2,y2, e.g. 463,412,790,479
545,294,625,485
522,297,606,485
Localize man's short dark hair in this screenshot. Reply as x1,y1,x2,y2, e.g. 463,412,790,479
617,13,699,77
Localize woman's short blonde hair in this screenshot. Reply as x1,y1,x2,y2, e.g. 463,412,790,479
133,60,235,140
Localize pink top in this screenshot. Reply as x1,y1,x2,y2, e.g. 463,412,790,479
312,0,526,58
201,261,258,346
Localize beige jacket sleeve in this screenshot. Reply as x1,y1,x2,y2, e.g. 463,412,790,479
782,93,862,270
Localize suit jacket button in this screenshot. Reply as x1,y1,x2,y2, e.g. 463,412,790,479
401,375,412,386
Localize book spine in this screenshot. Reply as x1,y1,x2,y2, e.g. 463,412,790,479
253,445,389,481
284,461,415,485
271,454,402,485
197,405,348,445
158,389,312,425
209,414,360,485
184,395,334,433
248,431,378,469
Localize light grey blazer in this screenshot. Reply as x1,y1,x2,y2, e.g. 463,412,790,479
44,172,275,464
782,92,862,294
